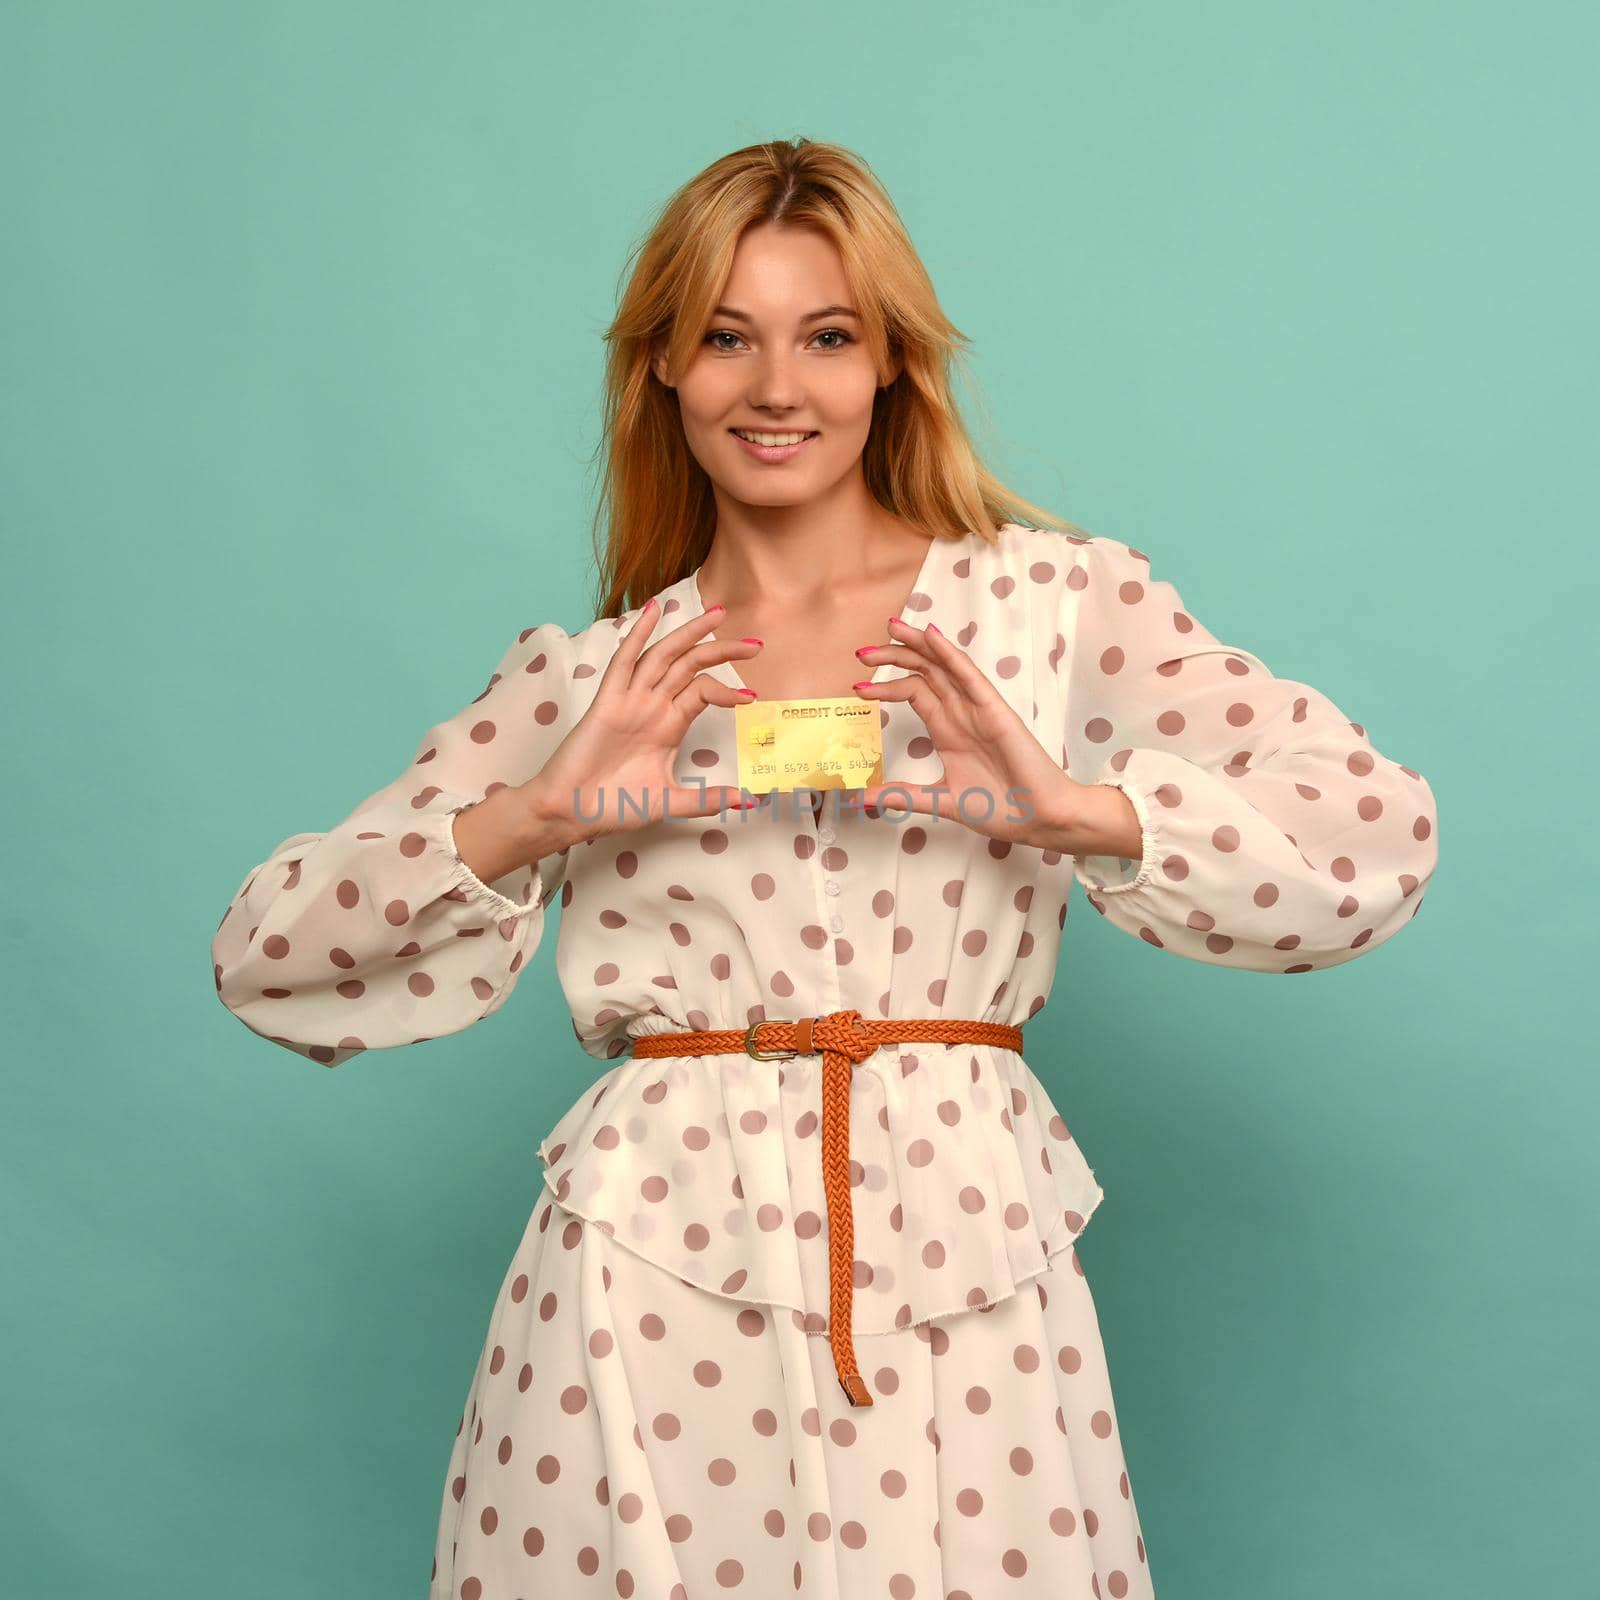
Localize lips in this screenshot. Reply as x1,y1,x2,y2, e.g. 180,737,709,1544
728,429,820,464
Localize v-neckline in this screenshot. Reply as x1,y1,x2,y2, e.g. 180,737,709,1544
687,530,948,703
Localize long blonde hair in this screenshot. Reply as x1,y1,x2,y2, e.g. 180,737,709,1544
588,137,1083,618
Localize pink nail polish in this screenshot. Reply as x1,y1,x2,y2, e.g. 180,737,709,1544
854,645,878,658
740,636,762,645
852,680,873,691
888,616,903,628
927,622,941,636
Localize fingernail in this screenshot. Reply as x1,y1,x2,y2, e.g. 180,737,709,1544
710,604,725,614
740,636,762,645
854,645,879,658
888,616,903,628
927,622,941,636
738,687,758,699
851,680,873,691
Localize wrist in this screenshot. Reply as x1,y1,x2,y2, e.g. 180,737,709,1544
518,773,588,856
1030,773,1144,860
1019,771,1086,854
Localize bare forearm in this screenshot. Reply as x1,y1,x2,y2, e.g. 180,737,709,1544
450,782,577,887
1032,777,1144,860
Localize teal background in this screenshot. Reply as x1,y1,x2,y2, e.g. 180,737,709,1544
3,2,1590,1596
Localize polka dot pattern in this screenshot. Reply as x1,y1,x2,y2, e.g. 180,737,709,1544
212,618,583,1066
214,521,1436,1600
535,1042,1104,1334
428,1188,1153,1599
213,524,1437,1074
1053,531,1438,972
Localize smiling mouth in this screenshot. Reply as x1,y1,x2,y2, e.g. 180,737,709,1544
729,429,820,444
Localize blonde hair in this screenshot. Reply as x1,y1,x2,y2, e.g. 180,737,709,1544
588,136,1083,618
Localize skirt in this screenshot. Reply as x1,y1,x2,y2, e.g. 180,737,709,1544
429,1184,1155,1599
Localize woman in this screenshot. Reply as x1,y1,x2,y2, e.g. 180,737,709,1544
211,138,1439,1599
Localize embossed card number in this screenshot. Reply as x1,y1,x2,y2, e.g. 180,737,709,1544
732,696,884,795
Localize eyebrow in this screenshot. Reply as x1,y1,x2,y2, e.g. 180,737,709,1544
710,304,861,324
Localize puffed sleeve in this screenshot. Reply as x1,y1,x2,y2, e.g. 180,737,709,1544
210,621,578,1063
1058,534,1438,972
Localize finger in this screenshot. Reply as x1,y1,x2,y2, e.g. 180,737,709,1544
679,672,758,716
663,783,764,819
857,782,964,823
853,667,955,737
633,601,732,692
614,668,752,754
655,636,763,702
853,642,963,702
882,620,990,706
595,595,681,707
916,620,1009,704
594,597,667,700
884,614,939,659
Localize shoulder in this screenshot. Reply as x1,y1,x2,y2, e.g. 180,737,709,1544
484,614,612,706
504,568,709,690
966,520,1144,574
961,520,1154,605
1002,525,1163,609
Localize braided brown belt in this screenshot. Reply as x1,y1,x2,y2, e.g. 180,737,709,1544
630,1008,1026,1407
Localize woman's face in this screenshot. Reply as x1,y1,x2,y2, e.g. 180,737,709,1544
652,222,899,510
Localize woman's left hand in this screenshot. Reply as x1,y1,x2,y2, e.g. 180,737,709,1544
848,618,1134,857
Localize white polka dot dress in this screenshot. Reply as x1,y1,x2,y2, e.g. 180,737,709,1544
212,521,1440,1597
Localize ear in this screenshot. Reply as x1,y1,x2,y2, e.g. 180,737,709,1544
650,337,672,389
880,346,904,389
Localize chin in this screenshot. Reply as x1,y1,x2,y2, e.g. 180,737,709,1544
721,483,820,511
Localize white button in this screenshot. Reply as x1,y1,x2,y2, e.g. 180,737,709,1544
824,880,841,896
829,914,844,932
818,826,836,843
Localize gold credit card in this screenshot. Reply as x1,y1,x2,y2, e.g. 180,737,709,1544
733,696,884,795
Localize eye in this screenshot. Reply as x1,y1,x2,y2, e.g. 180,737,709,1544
701,328,857,352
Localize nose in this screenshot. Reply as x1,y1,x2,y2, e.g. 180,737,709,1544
745,346,807,414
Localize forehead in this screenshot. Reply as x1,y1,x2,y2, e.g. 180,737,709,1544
719,223,852,312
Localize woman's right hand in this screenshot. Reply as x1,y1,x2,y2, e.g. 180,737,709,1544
517,599,761,849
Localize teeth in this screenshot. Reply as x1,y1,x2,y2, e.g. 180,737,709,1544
733,430,813,446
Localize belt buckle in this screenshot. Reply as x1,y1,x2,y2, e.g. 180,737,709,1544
745,1019,797,1061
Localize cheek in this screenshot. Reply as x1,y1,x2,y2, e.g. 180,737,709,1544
815,368,883,428
674,357,879,438
675,364,741,424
